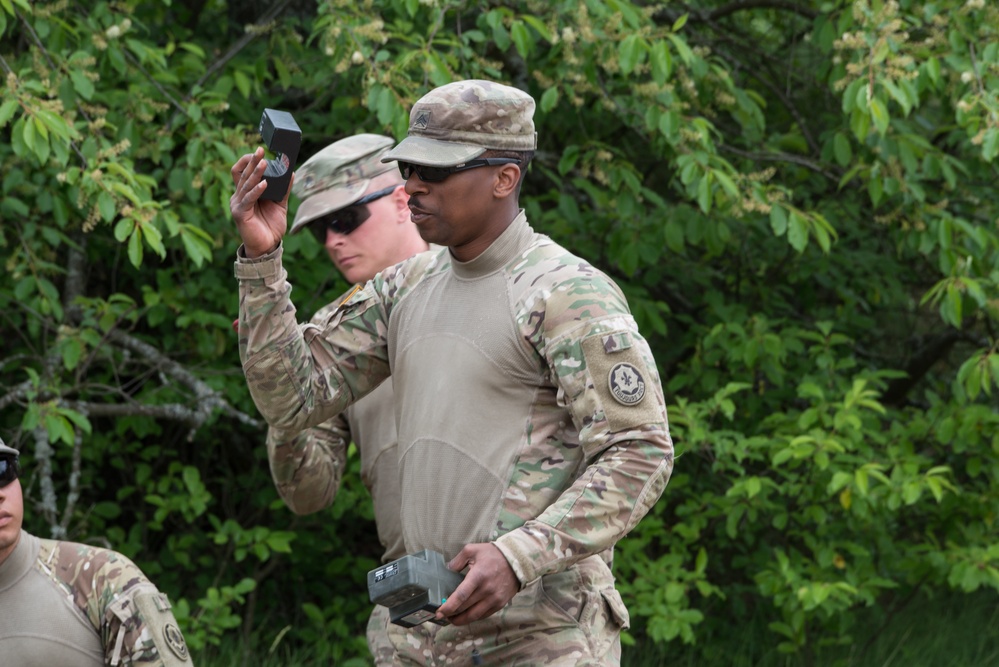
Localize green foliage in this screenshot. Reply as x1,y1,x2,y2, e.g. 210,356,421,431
1,0,997,663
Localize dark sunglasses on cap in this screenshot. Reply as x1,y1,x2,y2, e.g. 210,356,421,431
306,185,399,242
0,455,19,489
397,158,521,183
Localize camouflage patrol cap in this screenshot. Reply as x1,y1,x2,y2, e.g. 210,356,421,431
289,134,398,235
382,79,537,167
0,436,17,457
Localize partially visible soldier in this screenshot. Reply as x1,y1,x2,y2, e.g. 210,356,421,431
262,134,428,664
0,436,194,666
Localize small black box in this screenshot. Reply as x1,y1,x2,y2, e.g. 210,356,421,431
257,108,301,201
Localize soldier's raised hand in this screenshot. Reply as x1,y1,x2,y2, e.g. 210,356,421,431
229,147,292,258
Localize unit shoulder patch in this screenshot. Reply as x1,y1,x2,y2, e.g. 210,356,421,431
164,623,190,660
608,362,646,405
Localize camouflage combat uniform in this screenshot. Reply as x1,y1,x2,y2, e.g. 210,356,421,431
0,530,193,666
236,208,674,665
267,297,406,667
265,134,416,665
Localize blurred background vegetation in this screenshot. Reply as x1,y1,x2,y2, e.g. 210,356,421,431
1,0,997,665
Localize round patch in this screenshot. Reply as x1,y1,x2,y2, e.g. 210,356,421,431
608,362,646,405
163,623,189,660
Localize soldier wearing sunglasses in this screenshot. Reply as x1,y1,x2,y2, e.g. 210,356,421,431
263,134,429,664
0,437,194,666
230,80,673,665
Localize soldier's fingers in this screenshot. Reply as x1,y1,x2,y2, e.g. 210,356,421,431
447,597,502,626
230,153,254,184
279,172,295,206
447,548,473,574
435,574,479,619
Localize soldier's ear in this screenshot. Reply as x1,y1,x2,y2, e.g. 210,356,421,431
493,164,521,200
391,184,410,223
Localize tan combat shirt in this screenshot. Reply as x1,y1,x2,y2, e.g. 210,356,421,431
0,530,192,666
237,212,674,588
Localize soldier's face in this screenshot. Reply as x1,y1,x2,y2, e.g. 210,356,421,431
0,478,24,566
404,164,504,259
321,185,411,283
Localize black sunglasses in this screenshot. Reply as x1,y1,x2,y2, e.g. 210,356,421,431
0,455,19,489
397,158,521,183
306,185,398,242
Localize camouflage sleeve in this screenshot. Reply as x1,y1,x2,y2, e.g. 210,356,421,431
234,244,392,435
103,581,193,667
494,278,675,586
266,417,350,514
264,297,355,514
43,540,193,666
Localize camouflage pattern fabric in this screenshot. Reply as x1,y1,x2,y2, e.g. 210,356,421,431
367,604,399,666
38,537,192,666
236,212,673,663
266,290,407,565
382,79,537,166
382,554,626,666
0,531,192,666
289,133,397,234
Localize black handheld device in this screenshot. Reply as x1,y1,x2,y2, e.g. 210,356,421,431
257,108,301,201
367,550,465,628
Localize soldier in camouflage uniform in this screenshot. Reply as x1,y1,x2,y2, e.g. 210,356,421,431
264,134,429,664
230,79,674,665
0,437,193,666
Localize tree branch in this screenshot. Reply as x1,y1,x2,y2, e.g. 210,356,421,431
719,143,842,181
169,0,294,129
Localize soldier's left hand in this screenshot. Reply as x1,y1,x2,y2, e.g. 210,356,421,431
435,543,518,625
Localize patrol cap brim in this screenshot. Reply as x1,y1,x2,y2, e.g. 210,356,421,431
288,133,397,235
381,136,485,168
0,440,18,457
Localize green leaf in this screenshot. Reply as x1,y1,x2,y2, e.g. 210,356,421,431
869,97,890,135
44,412,74,445
128,227,143,267
510,20,532,59
0,99,18,128
833,133,852,167
941,283,962,328
924,57,941,85
69,69,95,99
619,34,645,76
672,13,689,32
180,227,212,268
658,110,680,142
650,40,672,85
375,86,397,127
60,338,83,370
982,128,999,162
697,173,712,213
787,211,808,252
664,219,684,252
540,86,559,114
666,34,694,65
98,191,116,222
22,113,35,151
234,69,251,99
520,14,552,43
114,218,135,242
714,170,739,198
425,51,451,87
770,205,787,236
881,78,913,115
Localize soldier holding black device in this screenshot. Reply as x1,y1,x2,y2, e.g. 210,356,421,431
230,81,674,665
